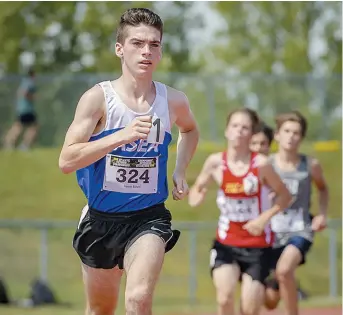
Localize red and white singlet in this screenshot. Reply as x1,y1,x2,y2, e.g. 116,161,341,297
216,151,273,248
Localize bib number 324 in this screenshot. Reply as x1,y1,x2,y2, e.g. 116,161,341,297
115,168,149,184
103,155,159,194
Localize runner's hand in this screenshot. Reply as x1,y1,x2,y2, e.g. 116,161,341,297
243,217,266,236
172,172,189,201
119,115,152,143
311,214,327,232
188,186,207,207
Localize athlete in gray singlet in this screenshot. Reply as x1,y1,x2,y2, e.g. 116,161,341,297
270,154,314,246
264,111,329,315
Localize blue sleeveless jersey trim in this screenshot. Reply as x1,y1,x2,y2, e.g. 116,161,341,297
76,128,172,213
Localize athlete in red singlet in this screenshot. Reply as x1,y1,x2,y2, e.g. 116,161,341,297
189,108,292,315
216,150,273,248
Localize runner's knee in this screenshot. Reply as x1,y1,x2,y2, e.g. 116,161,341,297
86,300,115,315
216,290,235,308
264,298,279,310
125,285,152,314
276,265,295,282
241,303,260,315
264,288,280,310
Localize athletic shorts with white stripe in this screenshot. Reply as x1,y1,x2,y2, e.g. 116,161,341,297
73,203,180,269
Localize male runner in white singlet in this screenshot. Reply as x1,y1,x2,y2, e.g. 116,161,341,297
59,8,199,315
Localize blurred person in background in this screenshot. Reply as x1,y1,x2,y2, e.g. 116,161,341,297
188,108,291,315
250,120,309,309
58,7,199,315
250,121,274,156
264,111,329,315
3,68,38,151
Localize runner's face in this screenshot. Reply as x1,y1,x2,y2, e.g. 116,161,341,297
116,24,162,77
225,112,253,148
250,132,271,155
275,121,302,152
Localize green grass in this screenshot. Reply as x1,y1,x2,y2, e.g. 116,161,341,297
0,143,341,314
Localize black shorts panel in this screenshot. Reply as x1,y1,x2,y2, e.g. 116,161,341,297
73,203,180,269
18,113,37,125
210,240,271,284
269,235,313,271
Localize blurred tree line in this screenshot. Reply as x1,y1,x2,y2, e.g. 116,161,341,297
0,1,341,143
0,1,202,74
0,1,340,75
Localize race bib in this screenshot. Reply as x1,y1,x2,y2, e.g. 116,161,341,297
222,197,259,222
271,208,305,233
103,154,158,194
146,114,165,144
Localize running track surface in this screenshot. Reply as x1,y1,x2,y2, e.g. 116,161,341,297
260,305,342,315
170,305,342,315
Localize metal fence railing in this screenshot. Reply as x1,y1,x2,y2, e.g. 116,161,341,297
0,72,341,147
0,219,341,306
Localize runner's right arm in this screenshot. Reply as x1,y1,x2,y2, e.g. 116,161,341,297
243,155,292,236
59,86,152,174
188,153,219,207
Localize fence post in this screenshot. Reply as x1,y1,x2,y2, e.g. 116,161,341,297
189,229,198,305
40,228,48,282
329,228,338,298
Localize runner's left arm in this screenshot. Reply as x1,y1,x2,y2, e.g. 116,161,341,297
310,158,329,231
170,89,199,178
311,158,329,217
